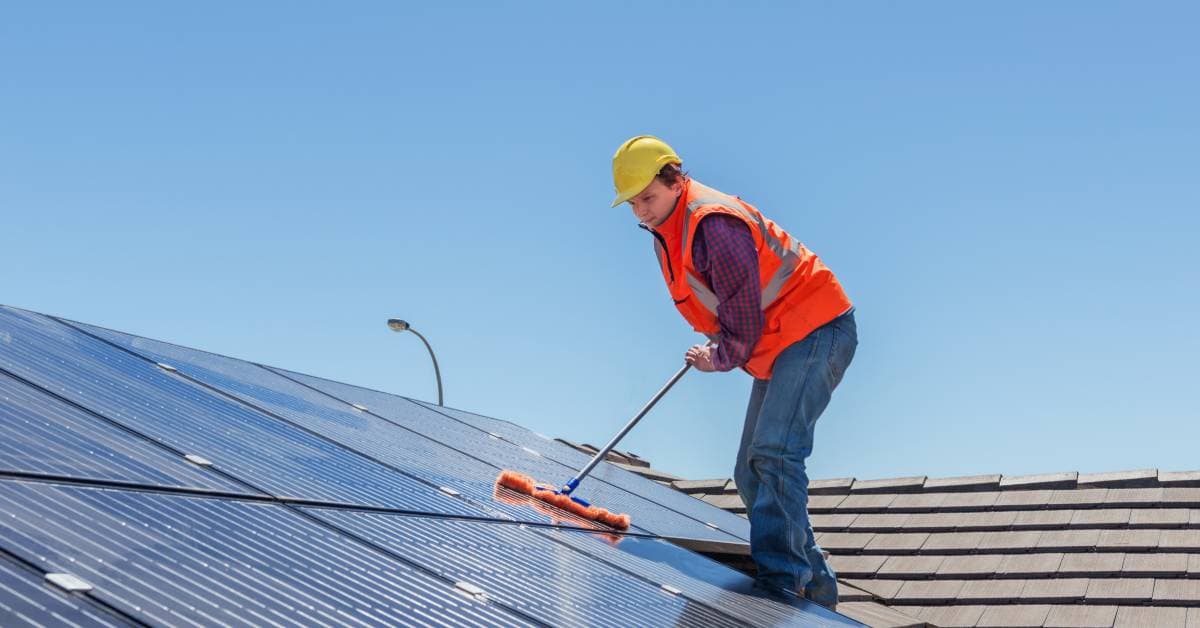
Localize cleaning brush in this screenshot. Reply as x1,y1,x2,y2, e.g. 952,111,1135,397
495,359,693,530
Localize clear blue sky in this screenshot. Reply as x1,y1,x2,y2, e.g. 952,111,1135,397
3,3,1197,483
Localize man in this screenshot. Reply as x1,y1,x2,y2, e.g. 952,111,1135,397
611,135,858,609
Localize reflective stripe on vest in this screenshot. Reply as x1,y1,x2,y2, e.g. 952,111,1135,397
682,194,804,314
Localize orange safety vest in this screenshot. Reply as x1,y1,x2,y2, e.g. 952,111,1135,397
645,178,853,379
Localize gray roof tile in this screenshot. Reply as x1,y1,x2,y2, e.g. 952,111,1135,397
818,532,876,552
1190,553,1200,575
978,530,1045,552
1019,577,1089,603
1044,604,1118,628
877,554,947,577
838,493,897,512
1096,529,1161,551
849,513,912,531
921,531,986,554
1113,606,1188,628
1070,508,1132,528
698,493,745,511
993,489,1054,509
809,477,855,494
940,491,1002,511
1128,508,1190,527
1186,608,1200,628
957,510,1020,530
1059,552,1127,576
1157,529,1200,551
895,579,965,603
1036,528,1102,551
836,581,876,602
1162,487,1200,507
811,513,859,531
903,512,958,532
976,604,1053,628
671,478,730,493
828,554,888,577
957,578,1025,602
1105,487,1165,506
836,602,926,628
912,605,988,628
850,476,927,493
1158,470,1200,487
936,554,1005,578
864,532,931,554
1048,488,1110,508
907,511,1015,532
1121,553,1190,576
1013,509,1076,529
1077,468,1159,488
998,552,1064,577
808,494,848,511
924,474,1002,492
886,492,949,512
1152,579,1200,605
843,578,904,600
999,471,1078,490
1086,578,1156,603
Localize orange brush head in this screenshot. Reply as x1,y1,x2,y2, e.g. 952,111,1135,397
496,469,536,494
494,470,631,531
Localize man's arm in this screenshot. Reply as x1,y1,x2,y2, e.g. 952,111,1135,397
692,214,764,372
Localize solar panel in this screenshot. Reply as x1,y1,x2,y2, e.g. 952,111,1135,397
0,478,537,627
0,304,865,626
270,366,750,543
64,314,745,542
0,549,129,627
0,370,249,493
412,399,754,538
308,507,856,627
0,306,481,516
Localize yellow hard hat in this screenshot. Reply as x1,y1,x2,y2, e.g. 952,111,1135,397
610,135,682,207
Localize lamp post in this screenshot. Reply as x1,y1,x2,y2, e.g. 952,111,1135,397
386,318,443,406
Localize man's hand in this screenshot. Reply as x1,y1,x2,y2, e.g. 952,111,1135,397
685,344,717,372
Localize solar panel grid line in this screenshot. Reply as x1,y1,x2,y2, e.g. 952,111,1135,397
0,479,542,628
266,364,750,542
53,315,651,536
0,307,488,519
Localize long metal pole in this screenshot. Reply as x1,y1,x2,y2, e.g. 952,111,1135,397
562,361,692,494
409,328,443,406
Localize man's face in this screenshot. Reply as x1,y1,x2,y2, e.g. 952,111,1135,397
628,178,682,228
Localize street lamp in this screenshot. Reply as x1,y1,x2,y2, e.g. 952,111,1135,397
386,318,444,406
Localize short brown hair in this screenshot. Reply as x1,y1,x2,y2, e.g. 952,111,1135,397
655,163,688,186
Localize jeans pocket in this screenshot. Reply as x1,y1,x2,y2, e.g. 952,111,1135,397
826,326,856,389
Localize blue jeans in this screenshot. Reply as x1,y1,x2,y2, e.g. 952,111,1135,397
734,307,857,609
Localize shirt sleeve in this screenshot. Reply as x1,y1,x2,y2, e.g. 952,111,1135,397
691,213,764,372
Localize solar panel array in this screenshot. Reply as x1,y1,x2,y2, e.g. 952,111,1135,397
0,304,860,626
